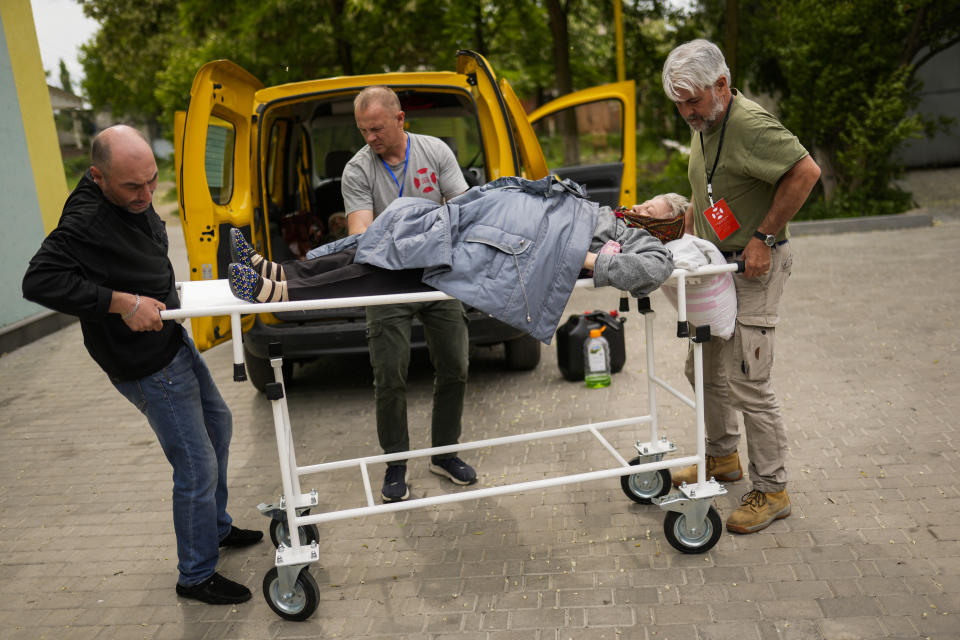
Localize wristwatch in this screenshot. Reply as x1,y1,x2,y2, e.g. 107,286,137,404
753,230,776,247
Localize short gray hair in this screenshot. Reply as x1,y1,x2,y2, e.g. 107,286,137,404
354,86,401,114
659,192,690,217
661,39,731,101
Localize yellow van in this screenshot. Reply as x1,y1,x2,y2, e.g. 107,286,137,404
175,50,635,390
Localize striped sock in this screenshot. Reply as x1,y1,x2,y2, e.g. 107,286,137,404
255,277,288,303
255,257,286,282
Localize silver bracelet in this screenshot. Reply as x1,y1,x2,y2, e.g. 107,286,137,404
122,294,141,320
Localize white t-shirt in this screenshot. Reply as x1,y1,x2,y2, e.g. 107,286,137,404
341,132,469,218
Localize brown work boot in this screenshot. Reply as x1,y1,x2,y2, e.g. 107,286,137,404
726,489,791,534
670,451,743,487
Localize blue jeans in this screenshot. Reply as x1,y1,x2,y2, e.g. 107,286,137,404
112,329,233,586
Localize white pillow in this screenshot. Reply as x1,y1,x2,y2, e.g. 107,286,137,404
661,235,737,339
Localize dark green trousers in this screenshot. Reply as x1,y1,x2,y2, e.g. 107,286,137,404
366,299,468,464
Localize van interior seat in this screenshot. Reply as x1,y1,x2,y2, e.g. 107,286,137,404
324,150,354,179
313,149,352,237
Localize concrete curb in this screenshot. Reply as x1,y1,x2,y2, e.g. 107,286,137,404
790,208,935,236
0,309,77,356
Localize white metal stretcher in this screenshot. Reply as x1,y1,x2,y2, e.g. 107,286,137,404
160,261,742,621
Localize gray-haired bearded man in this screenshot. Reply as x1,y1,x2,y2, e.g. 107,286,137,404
661,39,821,534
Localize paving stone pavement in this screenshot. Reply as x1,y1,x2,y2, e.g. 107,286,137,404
1,203,959,639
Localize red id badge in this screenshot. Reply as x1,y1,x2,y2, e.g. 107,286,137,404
702,198,740,241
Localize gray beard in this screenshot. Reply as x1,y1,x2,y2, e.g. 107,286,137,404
687,93,726,133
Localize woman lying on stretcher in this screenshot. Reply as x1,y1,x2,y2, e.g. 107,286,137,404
225,175,687,343
228,194,689,305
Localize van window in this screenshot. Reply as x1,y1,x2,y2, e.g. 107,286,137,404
205,115,235,204
309,99,363,180
307,91,485,186
532,99,624,169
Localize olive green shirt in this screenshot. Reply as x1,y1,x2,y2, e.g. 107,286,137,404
687,90,808,251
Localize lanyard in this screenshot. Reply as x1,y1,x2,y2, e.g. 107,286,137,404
699,94,734,206
380,134,410,197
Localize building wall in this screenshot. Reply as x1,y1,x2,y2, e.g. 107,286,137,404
0,0,69,334
900,43,960,168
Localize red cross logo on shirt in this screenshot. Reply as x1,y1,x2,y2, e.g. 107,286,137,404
412,167,437,195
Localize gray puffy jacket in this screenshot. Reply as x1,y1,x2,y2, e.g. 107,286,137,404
308,176,673,342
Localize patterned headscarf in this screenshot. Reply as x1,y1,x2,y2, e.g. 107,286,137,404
613,206,685,244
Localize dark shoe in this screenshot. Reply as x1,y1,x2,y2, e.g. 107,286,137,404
176,572,252,605
429,456,477,486
219,526,263,548
382,464,410,502
230,228,255,268
228,262,260,302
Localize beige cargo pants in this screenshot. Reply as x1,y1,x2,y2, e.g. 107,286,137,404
684,242,793,493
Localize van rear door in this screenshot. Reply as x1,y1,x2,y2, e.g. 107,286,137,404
527,81,636,208
456,50,536,180
497,77,549,180
178,60,263,350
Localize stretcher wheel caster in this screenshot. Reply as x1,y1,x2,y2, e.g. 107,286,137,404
270,515,320,548
662,505,722,554
620,457,671,504
263,566,319,621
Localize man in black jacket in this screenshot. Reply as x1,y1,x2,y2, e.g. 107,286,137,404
23,125,262,605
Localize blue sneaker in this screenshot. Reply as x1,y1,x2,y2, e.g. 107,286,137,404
230,228,255,268
429,456,477,486
382,465,410,502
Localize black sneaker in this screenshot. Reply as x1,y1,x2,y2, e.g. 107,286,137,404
219,526,264,548
176,572,252,605
429,456,477,486
382,464,410,502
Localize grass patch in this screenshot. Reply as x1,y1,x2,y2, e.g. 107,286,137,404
63,155,90,191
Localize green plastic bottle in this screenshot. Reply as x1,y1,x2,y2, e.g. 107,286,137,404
584,327,612,388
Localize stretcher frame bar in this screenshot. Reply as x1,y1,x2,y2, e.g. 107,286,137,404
298,415,648,475
298,454,702,526
161,264,737,322
288,416,658,523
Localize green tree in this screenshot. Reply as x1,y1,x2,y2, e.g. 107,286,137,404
79,0,683,178
58,59,74,94
732,0,960,216
79,0,185,134
159,0,555,130
617,1,715,195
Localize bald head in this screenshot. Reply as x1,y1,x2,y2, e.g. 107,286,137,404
90,125,158,214
91,125,152,175
354,86,401,114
